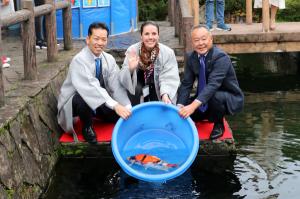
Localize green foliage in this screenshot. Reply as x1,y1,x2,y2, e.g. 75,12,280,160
138,0,168,21
225,0,246,16
137,0,299,22
5,189,14,199
277,0,300,21
222,0,299,22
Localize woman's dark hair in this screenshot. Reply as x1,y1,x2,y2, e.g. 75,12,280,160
140,21,159,35
88,22,109,37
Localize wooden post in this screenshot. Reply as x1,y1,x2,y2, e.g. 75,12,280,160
0,25,4,106
192,0,199,25
168,0,176,26
246,0,253,25
168,0,173,25
174,0,179,37
22,0,37,80
45,0,57,61
187,0,199,26
62,2,72,50
188,0,192,16
262,0,270,32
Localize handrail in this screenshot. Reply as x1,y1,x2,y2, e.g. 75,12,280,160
1,2,70,28
0,0,72,107
0,10,31,27
34,4,53,17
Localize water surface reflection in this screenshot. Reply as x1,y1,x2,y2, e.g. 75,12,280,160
43,94,300,199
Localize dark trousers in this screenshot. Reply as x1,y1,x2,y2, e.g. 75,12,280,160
191,91,227,124
34,0,46,42
127,83,158,106
72,93,119,128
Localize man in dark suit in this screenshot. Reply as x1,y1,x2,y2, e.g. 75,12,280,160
177,25,244,140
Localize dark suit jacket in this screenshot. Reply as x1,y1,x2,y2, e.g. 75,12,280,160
177,46,244,115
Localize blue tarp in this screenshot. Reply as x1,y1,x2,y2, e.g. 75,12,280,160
56,0,137,39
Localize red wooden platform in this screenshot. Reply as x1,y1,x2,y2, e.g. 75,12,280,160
59,119,232,143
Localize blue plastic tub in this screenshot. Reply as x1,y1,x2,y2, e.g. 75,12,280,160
111,102,199,182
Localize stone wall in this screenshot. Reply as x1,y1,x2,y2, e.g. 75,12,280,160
0,67,68,198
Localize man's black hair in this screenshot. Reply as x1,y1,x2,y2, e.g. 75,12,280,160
88,22,109,37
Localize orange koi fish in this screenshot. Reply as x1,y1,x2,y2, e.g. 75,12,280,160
127,154,178,171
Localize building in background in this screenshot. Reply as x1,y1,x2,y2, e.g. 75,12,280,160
56,0,138,38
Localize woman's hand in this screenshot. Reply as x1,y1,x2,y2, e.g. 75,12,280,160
126,49,139,71
161,93,171,104
114,104,131,120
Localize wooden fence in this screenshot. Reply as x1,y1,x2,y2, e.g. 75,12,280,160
0,0,72,107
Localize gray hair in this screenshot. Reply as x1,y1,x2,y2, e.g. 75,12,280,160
191,24,212,36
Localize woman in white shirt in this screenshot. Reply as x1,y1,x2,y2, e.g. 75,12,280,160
254,0,285,30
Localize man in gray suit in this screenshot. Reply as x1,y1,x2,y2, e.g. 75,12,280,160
57,22,131,144
177,25,244,140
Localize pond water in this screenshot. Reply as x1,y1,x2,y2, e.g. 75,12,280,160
42,55,300,199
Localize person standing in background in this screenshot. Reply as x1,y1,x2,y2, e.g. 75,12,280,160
254,0,285,30
34,0,47,49
205,0,231,31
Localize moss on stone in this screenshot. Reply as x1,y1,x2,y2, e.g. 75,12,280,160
5,189,14,199
0,123,9,135
59,144,89,156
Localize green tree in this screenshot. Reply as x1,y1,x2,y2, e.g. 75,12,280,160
277,0,300,21
138,0,168,21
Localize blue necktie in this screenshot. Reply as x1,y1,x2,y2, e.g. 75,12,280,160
95,58,101,79
198,55,208,112
95,58,105,87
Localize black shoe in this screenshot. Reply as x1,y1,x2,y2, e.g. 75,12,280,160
36,40,42,49
82,126,97,144
35,40,47,49
210,123,225,140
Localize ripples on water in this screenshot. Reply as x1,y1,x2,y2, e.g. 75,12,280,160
230,99,300,199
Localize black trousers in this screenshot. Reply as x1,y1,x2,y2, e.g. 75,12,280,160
72,93,119,128
34,0,46,42
191,91,227,124
127,82,159,106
